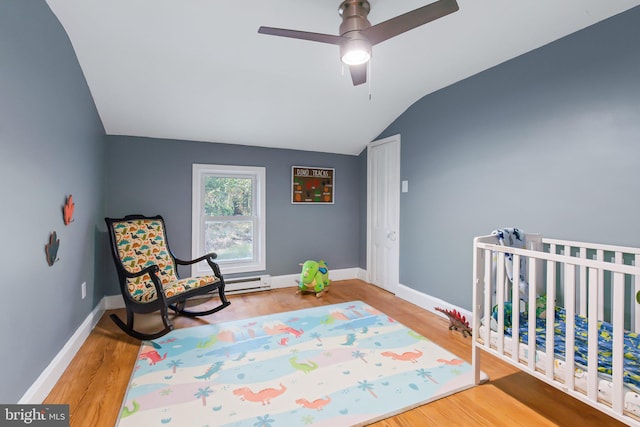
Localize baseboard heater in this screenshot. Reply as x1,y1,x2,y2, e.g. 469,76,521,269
224,275,271,294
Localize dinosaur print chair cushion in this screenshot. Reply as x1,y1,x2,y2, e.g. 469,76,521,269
113,218,219,303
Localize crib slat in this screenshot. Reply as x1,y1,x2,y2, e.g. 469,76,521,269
634,255,640,332
496,252,506,355
597,249,605,320
612,269,625,414
565,264,576,392
529,256,538,307
472,244,485,385
545,258,556,381
587,267,599,401
615,252,623,333
483,250,492,346
512,254,521,364
528,257,537,371
579,247,587,317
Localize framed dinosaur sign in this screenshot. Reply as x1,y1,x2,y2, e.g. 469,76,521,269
291,166,334,204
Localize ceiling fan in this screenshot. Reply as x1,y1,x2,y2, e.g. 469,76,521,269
258,0,459,86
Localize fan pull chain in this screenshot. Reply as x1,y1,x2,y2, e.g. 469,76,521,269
368,59,372,100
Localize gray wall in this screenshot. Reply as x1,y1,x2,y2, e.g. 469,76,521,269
103,136,362,295
0,1,106,403
376,6,640,310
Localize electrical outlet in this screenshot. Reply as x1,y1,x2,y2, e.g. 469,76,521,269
81,281,87,299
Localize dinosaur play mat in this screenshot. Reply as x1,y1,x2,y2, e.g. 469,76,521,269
116,301,484,426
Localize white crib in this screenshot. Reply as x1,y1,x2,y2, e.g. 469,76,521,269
472,232,640,425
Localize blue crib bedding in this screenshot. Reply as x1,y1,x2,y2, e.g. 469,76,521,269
499,307,640,391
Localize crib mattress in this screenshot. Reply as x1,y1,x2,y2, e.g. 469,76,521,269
478,307,640,417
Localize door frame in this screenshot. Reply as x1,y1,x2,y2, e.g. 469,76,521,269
366,134,401,294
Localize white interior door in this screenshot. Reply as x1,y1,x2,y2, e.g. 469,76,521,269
367,134,400,293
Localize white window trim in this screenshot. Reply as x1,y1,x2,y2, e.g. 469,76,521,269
192,163,266,276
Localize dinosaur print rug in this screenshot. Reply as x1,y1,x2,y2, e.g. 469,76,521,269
116,301,485,426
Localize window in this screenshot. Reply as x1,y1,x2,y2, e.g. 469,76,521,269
192,164,266,276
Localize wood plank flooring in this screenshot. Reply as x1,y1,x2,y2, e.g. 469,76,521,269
44,280,624,426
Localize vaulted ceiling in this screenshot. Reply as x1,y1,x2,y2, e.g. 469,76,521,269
46,0,640,155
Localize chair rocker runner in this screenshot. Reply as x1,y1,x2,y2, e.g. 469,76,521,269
105,215,230,340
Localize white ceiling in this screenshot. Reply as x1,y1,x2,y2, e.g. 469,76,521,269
45,0,640,155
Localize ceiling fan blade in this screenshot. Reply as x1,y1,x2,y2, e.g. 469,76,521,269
361,0,459,46
258,26,345,45
349,63,367,86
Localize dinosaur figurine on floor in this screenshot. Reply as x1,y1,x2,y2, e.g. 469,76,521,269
435,307,472,338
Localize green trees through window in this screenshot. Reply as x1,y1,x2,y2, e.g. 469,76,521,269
204,176,254,261
204,177,252,217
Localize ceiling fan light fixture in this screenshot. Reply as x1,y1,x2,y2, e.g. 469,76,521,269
340,38,371,65
258,0,460,86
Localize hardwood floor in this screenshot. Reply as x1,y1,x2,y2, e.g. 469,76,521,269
44,280,624,426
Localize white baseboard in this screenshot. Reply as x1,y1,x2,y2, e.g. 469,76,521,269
104,294,125,310
395,283,472,323
355,268,368,281
337,267,368,282
19,299,107,404
269,273,298,289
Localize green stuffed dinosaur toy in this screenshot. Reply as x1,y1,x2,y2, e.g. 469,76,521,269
298,260,331,297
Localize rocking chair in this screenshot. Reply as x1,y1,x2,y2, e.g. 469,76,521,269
105,214,230,340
